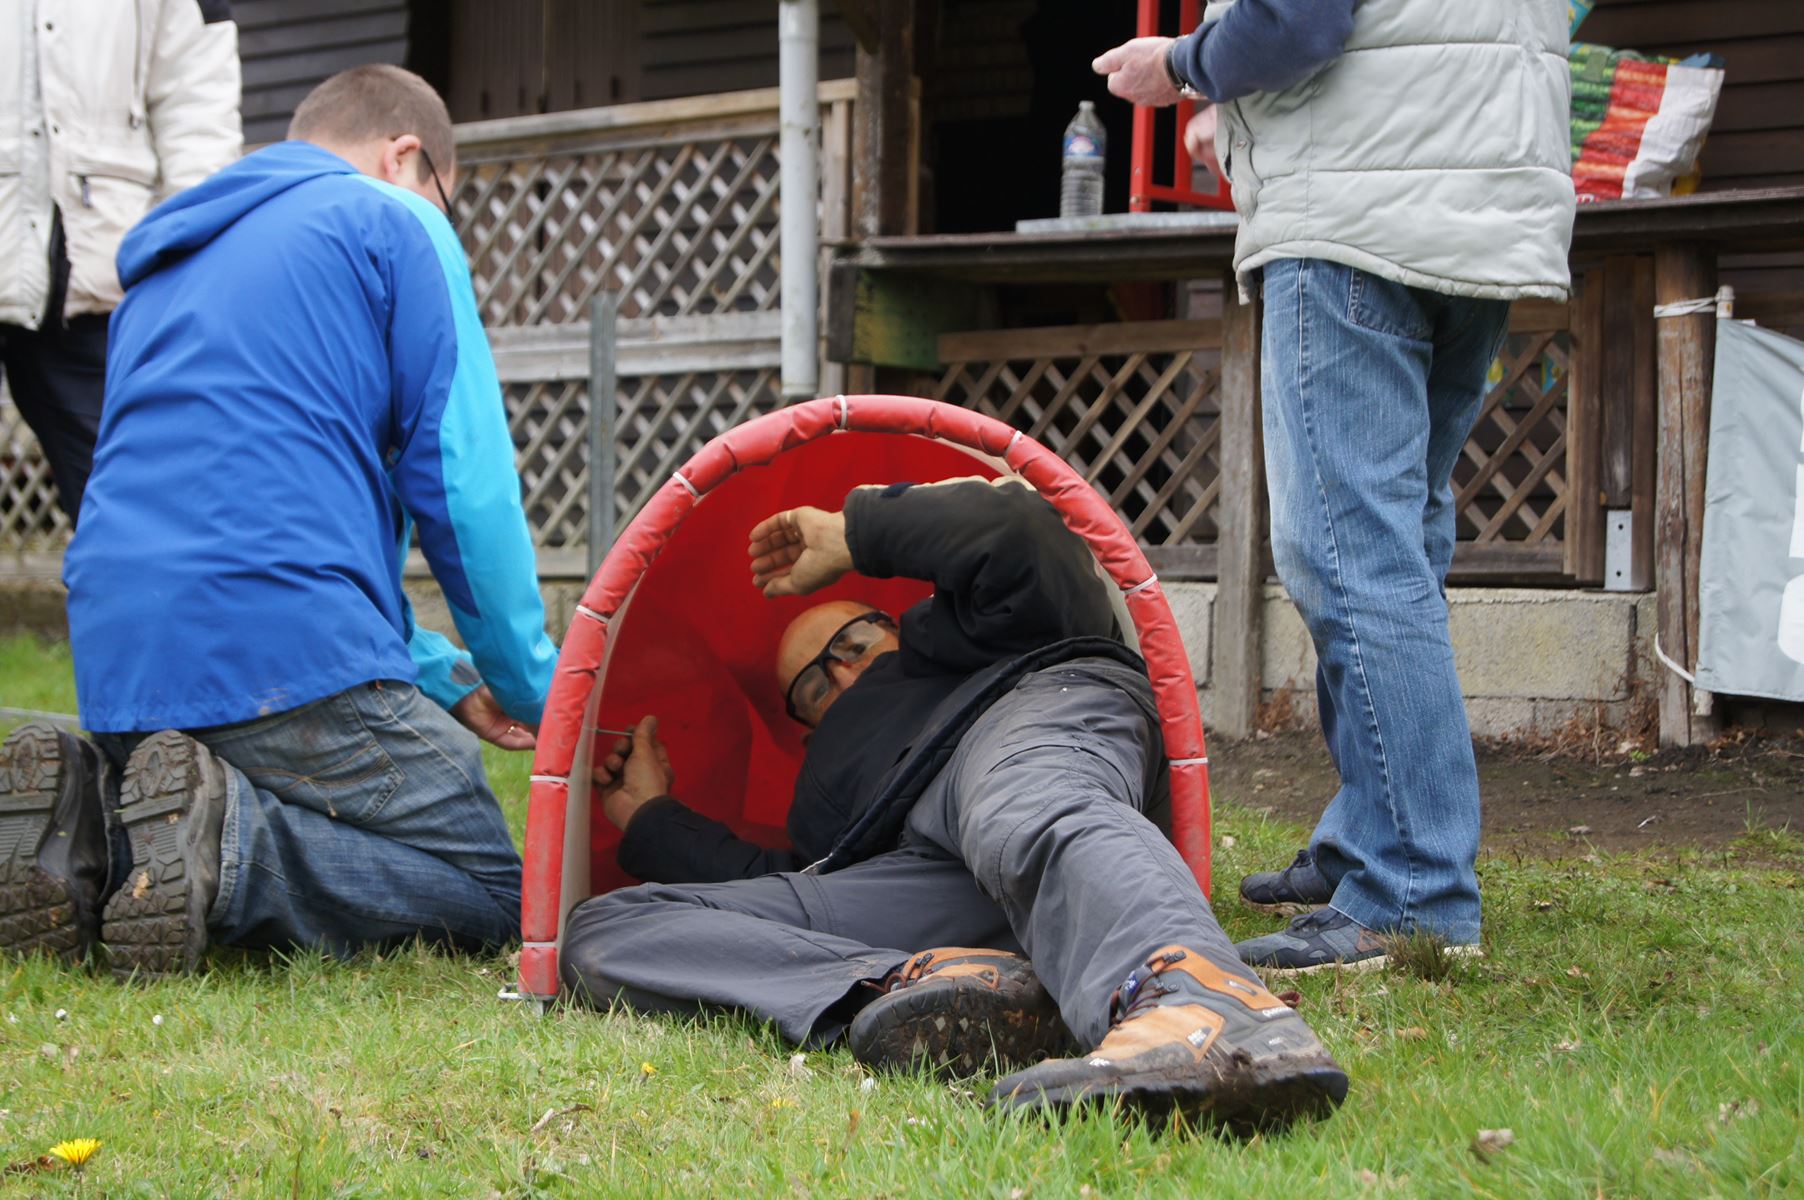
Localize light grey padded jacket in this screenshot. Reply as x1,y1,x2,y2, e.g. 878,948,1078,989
1207,0,1575,302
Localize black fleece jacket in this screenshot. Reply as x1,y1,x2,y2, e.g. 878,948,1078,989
615,478,1151,884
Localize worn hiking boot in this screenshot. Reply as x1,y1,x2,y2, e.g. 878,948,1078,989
1235,907,1481,975
849,947,1074,1078
989,945,1348,1134
101,731,228,981
0,724,115,962
1238,848,1332,916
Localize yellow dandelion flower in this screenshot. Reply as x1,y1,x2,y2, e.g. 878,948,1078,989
640,1061,657,1076
47,1138,102,1167
769,1097,796,1110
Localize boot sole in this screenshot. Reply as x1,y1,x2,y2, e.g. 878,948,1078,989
102,732,211,981
852,981,1074,1079
1257,944,1485,977
1238,898,1329,917
0,726,84,962
993,1053,1350,1137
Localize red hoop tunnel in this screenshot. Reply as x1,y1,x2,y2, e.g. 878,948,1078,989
519,396,1212,1001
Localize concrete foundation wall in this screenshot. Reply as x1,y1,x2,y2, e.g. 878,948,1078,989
1170,583,1658,739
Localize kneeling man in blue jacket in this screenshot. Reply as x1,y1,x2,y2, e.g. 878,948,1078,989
0,66,557,978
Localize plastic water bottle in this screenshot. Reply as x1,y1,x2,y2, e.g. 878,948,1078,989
1060,100,1106,218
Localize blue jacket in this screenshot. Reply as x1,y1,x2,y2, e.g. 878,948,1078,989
65,141,557,733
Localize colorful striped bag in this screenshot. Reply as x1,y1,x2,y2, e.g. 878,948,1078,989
1569,42,1725,203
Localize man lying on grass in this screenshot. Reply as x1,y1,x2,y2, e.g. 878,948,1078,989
562,477,1347,1132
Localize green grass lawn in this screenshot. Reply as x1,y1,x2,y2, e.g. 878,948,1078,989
2,632,1800,1197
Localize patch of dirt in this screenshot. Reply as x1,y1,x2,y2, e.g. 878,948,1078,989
1207,731,1804,861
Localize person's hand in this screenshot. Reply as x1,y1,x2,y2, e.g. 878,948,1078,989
748,506,853,597
451,685,537,750
593,716,675,831
1092,37,1182,107
1183,103,1222,183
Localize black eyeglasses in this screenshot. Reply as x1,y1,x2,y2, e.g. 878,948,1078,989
784,611,896,725
417,144,458,233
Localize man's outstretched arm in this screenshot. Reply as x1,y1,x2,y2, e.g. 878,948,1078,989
1093,0,1357,107
598,719,802,884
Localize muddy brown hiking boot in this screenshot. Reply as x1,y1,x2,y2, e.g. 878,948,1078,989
989,944,1348,1134
0,724,116,963
101,731,228,981
849,947,1074,1078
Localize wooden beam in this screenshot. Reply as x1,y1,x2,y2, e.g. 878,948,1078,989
937,319,1221,363
1630,256,1658,592
1564,272,1606,584
826,263,979,369
853,0,915,238
1211,274,1265,740
832,0,879,53
1654,243,1723,747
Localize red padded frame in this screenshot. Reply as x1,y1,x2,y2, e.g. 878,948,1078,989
518,396,1212,1000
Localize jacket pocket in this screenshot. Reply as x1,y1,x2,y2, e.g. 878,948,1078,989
59,146,158,311
1347,268,1433,341
1222,101,1261,221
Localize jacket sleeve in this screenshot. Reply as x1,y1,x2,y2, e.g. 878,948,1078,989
378,186,558,725
843,477,1116,674
144,0,243,198
1170,0,1356,102
616,797,803,884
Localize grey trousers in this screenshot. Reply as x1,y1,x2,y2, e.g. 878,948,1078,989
561,665,1254,1048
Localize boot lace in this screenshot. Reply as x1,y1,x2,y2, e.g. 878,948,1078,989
1106,949,1190,1025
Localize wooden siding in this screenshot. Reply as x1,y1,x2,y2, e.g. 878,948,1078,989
438,0,855,123
1581,0,1804,193
234,0,410,145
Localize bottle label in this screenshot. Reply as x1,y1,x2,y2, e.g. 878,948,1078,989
1063,133,1103,160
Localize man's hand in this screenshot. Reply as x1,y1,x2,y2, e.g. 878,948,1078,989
748,506,853,598
1093,36,1182,107
451,685,537,750
593,716,675,831
1183,104,1223,183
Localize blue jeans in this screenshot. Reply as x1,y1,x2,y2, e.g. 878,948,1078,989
1259,259,1509,944
97,681,520,954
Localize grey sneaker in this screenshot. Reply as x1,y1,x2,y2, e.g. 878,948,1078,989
0,725,116,962
1238,848,1332,916
101,732,227,981
1235,908,1480,975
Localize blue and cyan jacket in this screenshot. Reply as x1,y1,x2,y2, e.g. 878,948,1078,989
65,141,557,733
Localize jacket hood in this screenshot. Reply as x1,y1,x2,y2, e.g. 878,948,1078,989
116,141,358,290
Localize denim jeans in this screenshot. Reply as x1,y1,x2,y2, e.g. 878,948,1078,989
97,681,520,955
1260,258,1510,944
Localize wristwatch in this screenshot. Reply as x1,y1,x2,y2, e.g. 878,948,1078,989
1164,39,1205,100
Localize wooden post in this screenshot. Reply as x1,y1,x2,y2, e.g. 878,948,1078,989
1653,243,1722,746
1598,255,1658,589
852,0,915,239
1212,274,1265,740
1564,271,1605,584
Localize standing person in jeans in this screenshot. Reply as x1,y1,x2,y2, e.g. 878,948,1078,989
1094,0,1575,970
0,0,241,524
0,65,555,978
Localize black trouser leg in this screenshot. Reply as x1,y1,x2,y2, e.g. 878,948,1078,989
1,315,109,523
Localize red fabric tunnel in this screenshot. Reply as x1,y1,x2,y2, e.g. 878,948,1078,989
519,396,1211,1000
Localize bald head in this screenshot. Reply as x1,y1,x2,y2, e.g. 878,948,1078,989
776,601,899,725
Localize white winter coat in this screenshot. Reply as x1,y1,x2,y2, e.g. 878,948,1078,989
1,0,241,329
1207,0,1575,302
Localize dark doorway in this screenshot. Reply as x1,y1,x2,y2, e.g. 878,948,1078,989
926,1,1137,233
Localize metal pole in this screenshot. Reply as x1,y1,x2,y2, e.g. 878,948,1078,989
587,292,618,580
779,0,820,400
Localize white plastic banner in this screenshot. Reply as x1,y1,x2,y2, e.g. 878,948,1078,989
1695,318,1804,701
